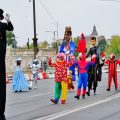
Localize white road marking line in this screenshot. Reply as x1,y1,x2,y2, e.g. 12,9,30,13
35,92,120,120
27,92,52,98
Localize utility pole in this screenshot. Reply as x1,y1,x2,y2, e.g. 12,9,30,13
33,0,39,59
27,38,30,49
30,0,39,59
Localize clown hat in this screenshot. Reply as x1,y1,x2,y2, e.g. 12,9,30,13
76,33,86,53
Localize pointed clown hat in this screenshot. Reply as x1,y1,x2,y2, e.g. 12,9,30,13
76,33,86,54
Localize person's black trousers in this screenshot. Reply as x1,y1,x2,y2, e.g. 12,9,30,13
0,47,6,120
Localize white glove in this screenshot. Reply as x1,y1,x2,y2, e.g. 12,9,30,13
92,54,96,59
101,57,105,63
102,56,105,60
5,13,10,22
78,52,82,58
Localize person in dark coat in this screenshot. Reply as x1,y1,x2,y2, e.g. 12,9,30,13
86,37,102,81
0,8,14,120
86,55,105,96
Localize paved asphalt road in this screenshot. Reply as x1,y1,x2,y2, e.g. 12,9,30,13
5,73,120,120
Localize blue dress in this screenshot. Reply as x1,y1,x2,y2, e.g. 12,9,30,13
12,66,29,92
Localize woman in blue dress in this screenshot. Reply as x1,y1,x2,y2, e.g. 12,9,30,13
12,58,29,92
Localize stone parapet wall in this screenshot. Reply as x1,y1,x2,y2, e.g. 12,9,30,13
6,48,56,74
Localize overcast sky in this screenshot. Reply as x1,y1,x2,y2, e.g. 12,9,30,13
1,0,120,45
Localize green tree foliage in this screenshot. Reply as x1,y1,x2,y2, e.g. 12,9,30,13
6,31,14,46
12,40,17,48
29,43,34,49
98,39,107,52
28,40,49,49
73,37,79,58
106,36,120,58
52,41,59,53
41,40,48,48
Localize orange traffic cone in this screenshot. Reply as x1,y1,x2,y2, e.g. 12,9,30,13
42,71,47,79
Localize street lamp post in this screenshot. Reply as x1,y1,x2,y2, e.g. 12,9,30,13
31,0,39,59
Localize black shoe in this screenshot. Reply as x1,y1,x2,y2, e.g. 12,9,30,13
106,88,110,91
29,87,32,90
50,99,58,104
74,95,80,99
86,92,90,96
82,94,85,99
94,90,96,95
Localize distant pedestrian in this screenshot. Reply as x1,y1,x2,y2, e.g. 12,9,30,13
39,60,43,70
43,60,47,72
0,8,14,120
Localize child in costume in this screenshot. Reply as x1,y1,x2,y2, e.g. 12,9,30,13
48,53,74,104
12,58,29,92
105,54,120,91
75,33,92,99
74,53,95,99
86,54,105,96
67,70,74,91
29,59,40,89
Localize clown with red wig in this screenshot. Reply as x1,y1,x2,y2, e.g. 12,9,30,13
105,54,120,91
48,53,74,104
